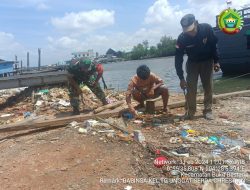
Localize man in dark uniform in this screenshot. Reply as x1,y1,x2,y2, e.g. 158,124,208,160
175,14,220,120
67,58,107,114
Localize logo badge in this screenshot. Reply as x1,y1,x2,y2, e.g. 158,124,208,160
218,8,244,35
203,37,208,44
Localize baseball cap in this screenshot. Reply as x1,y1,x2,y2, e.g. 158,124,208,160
180,14,196,32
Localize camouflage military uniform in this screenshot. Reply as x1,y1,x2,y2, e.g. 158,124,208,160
67,60,107,113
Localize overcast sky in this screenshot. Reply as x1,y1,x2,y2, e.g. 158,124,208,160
0,0,249,66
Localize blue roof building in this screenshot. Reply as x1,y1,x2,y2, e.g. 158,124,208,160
0,59,15,75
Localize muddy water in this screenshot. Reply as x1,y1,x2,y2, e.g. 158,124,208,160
103,57,250,94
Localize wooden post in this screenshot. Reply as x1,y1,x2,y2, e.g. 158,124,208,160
145,97,161,114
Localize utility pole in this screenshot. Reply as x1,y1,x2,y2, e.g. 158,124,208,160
27,52,30,70
20,60,23,73
38,48,41,70
14,55,18,73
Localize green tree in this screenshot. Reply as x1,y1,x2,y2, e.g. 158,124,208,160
157,36,176,57
131,43,146,60
149,46,157,57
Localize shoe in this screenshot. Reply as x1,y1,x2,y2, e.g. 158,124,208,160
72,109,80,115
134,103,145,109
182,113,194,120
204,112,214,120
170,147,190,157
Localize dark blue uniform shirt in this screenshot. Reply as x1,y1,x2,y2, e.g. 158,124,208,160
175,23,219,80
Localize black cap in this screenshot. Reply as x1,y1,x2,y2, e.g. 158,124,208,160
180,14,196,32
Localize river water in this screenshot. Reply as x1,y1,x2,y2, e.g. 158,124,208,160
103,57,250,94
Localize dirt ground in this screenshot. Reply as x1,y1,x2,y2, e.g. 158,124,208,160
0,94,249,190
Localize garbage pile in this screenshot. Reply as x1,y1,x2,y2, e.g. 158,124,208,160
0,88,27,105
0,85,126,125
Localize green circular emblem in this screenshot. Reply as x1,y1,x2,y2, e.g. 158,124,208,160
218,8,244,35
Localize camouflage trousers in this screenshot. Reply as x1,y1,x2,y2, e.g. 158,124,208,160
68,78,107,113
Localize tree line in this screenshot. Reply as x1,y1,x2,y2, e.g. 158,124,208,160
119,35,177,60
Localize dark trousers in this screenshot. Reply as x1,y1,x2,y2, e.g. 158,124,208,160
185,59,213,115
68,78,107,112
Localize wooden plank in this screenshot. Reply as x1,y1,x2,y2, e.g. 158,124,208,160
0,90,249,131
157,90,250,110
94,100,125,114
0,107,125,133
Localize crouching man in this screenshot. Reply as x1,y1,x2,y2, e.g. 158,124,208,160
126,65,169,116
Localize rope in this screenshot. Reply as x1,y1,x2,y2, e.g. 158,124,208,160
214,72,250,83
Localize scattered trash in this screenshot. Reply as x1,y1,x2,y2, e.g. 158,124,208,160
222,120,239,125
69,121,79,128
0,113,14,120
212,148,222,155
219,136,245,147
84,119,98,128
223,146,241,154
38,89,49,95
23,112,31,118
58,99,70,107
35,100,44,106
208,136,220,145
215,143,226,149
170,147,189,157
181,130,188,138
170,170,181,176
133,120,143,124
181,124,192,130
117,133,132,142
122,112,133,119
124,185,132,190
78,128,88,134
133,130,146,146
98,130,115,133
187,129,199,136
198,136,209,143
169,137,182,144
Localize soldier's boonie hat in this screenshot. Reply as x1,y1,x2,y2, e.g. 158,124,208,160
79,59,91,68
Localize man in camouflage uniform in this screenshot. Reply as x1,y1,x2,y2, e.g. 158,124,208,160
67,59,108,114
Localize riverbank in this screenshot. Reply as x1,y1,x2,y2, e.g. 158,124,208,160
0,86,249,190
